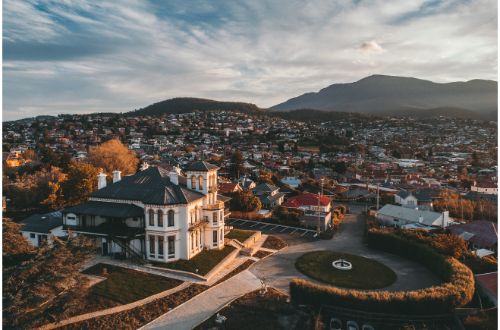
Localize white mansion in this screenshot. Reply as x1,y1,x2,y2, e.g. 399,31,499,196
62,161,226,263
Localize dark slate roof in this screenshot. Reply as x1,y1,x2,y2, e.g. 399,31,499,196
63,201,145,218
448,220,498,248
20,211,63,234
186,161,219,171
253,183,279,193
90,166,205,205
464,191,497,203
396,190,412,199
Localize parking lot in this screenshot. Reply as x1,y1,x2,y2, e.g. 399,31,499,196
226,218,318,241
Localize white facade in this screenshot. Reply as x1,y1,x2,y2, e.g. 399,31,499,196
63,163,226,263
21,226,65,247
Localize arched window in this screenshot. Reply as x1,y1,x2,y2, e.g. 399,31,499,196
157,210,163,227
198,175,203,190
191,232,194,250
168,210,175,227
191,175,196,189
148,209,155,226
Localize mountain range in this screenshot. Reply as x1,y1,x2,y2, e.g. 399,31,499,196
271,75,497,120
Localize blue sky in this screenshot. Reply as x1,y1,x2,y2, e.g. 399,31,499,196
3,0,498,120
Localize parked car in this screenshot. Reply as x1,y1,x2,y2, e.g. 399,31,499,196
329,318,342,330
347,320,360,330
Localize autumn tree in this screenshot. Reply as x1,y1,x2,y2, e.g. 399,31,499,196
229,190,261,212
88,139,139,175
3,232,95,329
257,171,273,184
4,167,67,212
3,218,34,266
63,161,100,206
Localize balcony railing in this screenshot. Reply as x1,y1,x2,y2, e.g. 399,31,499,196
188,219,209,231
203,201,224,210
63,223,144,237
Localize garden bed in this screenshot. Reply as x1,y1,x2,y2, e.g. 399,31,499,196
253,250,273,259
152,245,236,275
194,288,313,330
295,251,397,289
60,284,209,330
261,235,287,250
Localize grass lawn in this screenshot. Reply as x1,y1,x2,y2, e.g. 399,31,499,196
83,263,183,304
295,251,397,289
225,229,256,242
153,245,236,275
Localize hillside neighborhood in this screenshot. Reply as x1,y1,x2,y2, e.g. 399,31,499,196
2,109,497,329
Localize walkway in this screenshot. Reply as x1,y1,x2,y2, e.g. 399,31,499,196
250,213,440,293
141,270,262,330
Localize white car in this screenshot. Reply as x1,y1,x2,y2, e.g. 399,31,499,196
329,318,342,330
347,320,360,330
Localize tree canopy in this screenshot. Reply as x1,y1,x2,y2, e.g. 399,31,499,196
88,139,139,176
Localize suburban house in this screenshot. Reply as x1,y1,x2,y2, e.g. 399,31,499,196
394,189,439,210
448,220,498,254
376,204,450,228
20,211,66,247
218,182,242,195
283,192,332,230
252,183,285,209
471,180,498,195
62,161,226,263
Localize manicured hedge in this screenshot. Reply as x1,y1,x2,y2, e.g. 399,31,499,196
290,229,475,315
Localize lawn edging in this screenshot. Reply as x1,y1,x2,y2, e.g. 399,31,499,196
146,264,208,281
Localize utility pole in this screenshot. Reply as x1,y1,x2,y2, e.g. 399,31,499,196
317,178,324,235
376,183,380,210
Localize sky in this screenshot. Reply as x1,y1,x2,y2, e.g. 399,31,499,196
3,0,498,121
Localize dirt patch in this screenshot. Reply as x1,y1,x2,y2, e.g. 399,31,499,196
262,236,287,250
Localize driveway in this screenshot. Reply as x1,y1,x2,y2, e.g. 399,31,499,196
250,213,440,293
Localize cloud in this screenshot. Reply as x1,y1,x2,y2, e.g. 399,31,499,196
359,40,385,54
2,0,498,120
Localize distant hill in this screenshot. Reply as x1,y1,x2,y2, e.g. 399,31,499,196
270,109,378,122
271,75,497,120
127,97,264,116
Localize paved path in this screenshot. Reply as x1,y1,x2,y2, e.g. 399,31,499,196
141,270,261,330
250,213,440,293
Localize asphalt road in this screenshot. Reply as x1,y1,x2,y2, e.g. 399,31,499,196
248,212,440,293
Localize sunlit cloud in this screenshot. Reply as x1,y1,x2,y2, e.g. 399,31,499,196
2,0,497,120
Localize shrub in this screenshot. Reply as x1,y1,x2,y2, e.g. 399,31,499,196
290,229,475,315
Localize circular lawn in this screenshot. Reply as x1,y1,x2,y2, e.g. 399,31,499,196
295,251,397,289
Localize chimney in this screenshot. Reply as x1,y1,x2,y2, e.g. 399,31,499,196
112,170,122,183
169,166,181,185
98,172,107,189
